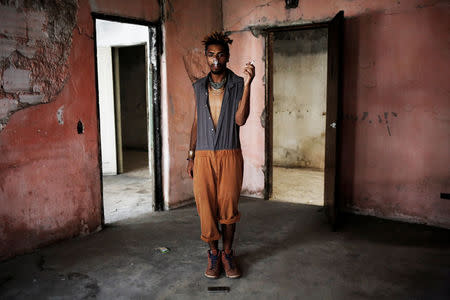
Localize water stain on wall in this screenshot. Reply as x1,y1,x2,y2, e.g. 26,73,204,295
345,111,399,136
272,28,328,169
182,48,209,84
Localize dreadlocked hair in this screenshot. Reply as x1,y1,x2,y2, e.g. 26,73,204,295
202,31,233,55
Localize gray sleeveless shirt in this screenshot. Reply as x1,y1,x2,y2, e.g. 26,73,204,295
193,69,244,151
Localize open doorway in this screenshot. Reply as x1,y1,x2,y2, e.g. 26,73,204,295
265,12,343,224
94,17,161,224
115,44,148,174
264,11,344,230
270,28,328,206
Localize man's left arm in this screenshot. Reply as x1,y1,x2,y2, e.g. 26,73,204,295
235,62,255,126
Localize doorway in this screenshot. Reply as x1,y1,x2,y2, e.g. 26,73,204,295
94,16,162,224
115,45,148,174
265,12,343,227
271,28,328,206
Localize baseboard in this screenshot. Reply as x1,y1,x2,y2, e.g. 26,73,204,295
168,198,195,209
342,207,450,230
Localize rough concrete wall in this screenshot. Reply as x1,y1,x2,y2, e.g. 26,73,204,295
161,0,223,208
273,29,327,169
0,0,161,261
223,0,450,228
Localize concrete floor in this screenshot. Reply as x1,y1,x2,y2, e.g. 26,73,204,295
1,198,449,300
272,167,324,206
103,150,153,223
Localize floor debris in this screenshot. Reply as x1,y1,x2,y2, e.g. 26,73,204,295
207,286,230,293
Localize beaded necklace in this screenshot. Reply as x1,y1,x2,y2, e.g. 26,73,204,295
208,85,224,95
208,74,227,90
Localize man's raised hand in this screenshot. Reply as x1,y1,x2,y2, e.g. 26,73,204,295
243,61,255,86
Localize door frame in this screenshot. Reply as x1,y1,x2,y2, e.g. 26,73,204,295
264,21,329,201
263,16,343,224
92,13,164,226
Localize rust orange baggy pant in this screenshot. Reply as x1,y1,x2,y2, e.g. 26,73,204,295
193,149,243,242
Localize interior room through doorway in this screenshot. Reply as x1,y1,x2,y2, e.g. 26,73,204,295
270,28,328,206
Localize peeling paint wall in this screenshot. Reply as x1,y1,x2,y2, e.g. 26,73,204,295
273,29,327,169
0,0,101,260
0,0,78,130
0,0,223,260
224,0,450,228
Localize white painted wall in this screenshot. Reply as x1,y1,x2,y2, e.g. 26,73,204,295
96,20,149,47
95,19,151,176
97,46,117,175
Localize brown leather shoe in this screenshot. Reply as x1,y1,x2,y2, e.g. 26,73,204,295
221,250,241,278
205,250,221,279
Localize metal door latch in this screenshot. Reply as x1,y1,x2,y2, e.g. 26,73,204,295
330,122,336,128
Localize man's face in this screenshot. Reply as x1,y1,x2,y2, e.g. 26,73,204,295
206,44,229,74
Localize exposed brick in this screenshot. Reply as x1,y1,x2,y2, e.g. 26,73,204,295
0,38,16,59
0,38,36,59
27,11,48,41
3,68,32,93
0,0,77,130
0,98,19,119
19,94,43,105
0,5,26,38
17,44,36,58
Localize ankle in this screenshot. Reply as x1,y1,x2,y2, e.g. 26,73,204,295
210,249,219,256
223,249,232,255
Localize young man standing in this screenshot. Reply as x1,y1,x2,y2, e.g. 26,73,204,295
186,32,255,279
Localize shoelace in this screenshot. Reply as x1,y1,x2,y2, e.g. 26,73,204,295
210,253,219,270
224,253,234,269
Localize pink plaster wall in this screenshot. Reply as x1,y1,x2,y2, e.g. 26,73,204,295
227,33,266,197
1,0,447,262
89,0,160,21
162,0,222,208
223,0,450,227
0,0,223,260
0,0,101,260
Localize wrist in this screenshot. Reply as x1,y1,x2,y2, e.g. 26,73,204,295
187,149,195,160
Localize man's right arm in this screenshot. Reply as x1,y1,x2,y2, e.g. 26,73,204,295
186,103,197,178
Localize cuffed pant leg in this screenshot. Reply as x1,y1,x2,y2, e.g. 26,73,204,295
193,151,221,242
216,150,244,225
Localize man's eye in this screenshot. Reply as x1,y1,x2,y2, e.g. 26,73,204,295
207,53,225,58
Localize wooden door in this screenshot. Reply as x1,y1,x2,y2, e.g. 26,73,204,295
324,11,344,229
